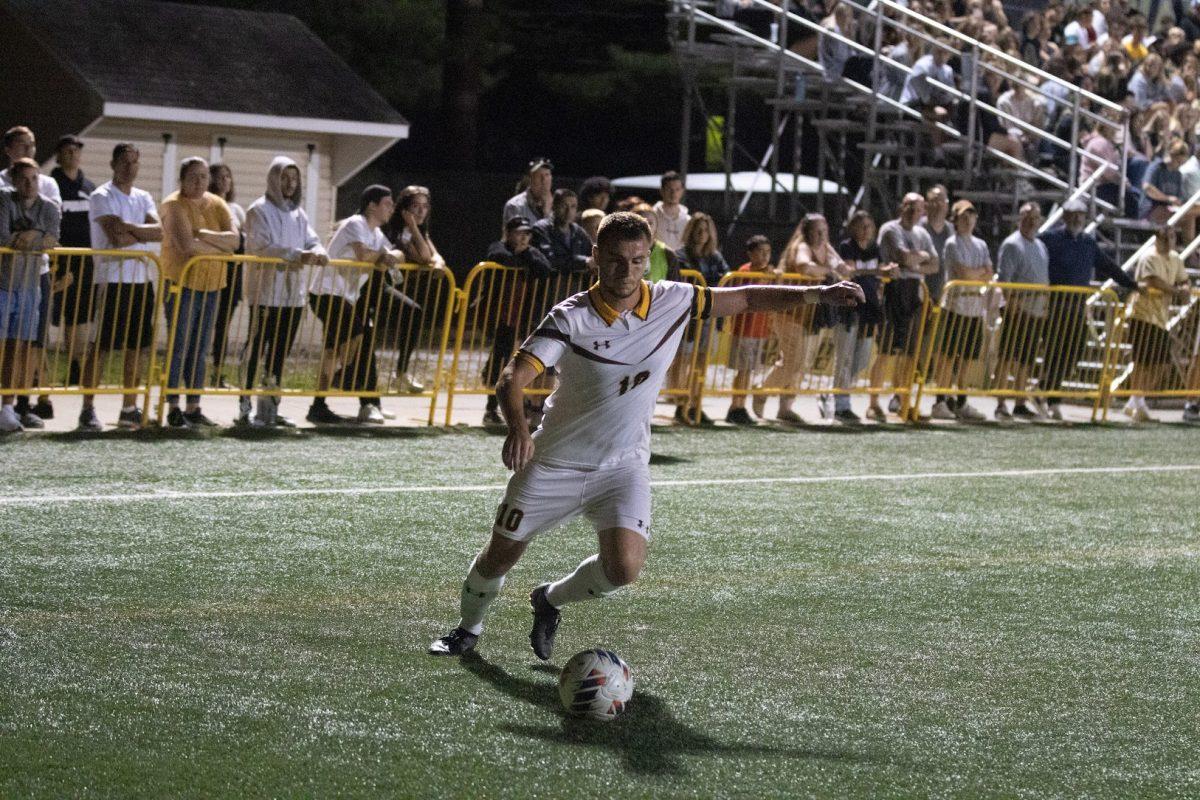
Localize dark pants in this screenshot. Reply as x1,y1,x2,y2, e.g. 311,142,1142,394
483,323,517,412
242,305,303,394
210,262,243,376
1041,294,1089,401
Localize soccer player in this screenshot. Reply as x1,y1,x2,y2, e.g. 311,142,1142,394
429,212,864,658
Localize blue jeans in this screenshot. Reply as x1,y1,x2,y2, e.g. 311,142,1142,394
164,287,219,405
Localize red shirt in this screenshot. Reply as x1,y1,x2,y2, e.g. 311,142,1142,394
731,262,772,338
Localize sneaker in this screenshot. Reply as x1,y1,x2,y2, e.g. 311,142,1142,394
275,415,298,428
307,402,346,425
1184,403,1200,424
725,407,757,426
253,395,276,427
166,407,191,428
1122,398,1138,418
236,398,255,427
776,408,804,424
358,404,385,424
1012,402,1038,421
380,407,397,420
692,408,714,426
1047,402,1063,421
888,394,901,414
529,584,561,661
117,407,143,430
482,407,503,426
183,409,217,428
866,404,886,423
33,399,53,420
751,393,766,418
834,408,861,424
931,400,956,420
0,406,23,432
1130,405,1152,423
78,406,103,432
818,394,834,419
955,401,984,421
1035,398,1051,419
19,411,44,429
428,626,479,657
673,406,692,425
994,400,1012,421
400,373,425,394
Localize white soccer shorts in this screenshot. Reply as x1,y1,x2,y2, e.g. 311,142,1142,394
491,461,652,542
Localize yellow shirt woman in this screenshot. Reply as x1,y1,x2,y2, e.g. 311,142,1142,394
160,190,234,291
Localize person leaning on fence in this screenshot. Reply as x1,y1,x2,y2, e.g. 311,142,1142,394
931,200,994,423
993,202,1050,422
631,203,681,283
0,159,60,432
159,156,239,429
753,213,843,425
307,184,400,425
873,192,940,419
1,127,62,424
482,215,552,426
1038,197,1135,420
376,185,447,397
503,158,553,227
834,211,896,424
725,235,774,427
239,156,326,428
207,163,246,389
80,143,161,432
1123,226,1190,422
672,212,729,424
50,134,95,391
532,189,592,276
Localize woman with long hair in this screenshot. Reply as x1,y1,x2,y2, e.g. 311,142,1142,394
207,163,245,386
671,212,729,423
753,213,844,424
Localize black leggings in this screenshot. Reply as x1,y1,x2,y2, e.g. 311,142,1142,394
242,305,302,394
483,324,517,411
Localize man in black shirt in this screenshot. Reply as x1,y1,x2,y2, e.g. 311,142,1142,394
531,189,591,275
50,134,95,388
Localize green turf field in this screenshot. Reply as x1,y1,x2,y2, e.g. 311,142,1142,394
2,423,1198,799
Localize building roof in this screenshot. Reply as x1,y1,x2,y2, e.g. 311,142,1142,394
2,0,406,126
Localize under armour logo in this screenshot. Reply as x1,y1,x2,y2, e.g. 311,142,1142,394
593,340,611,350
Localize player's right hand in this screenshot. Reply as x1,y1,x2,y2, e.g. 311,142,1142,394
502,428,535,472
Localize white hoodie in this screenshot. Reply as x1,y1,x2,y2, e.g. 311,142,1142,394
242,156,325,307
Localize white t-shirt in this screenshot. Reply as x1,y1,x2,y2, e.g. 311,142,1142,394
516,280,710,468
652,201,689,252
311,214,387,302
88,181,159,284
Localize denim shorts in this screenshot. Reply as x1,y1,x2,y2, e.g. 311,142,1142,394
0,286,41,341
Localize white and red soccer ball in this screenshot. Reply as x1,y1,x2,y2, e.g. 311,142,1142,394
558,649,634,721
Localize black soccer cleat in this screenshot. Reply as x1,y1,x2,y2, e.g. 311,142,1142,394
529,584,561,661
428,627,479,656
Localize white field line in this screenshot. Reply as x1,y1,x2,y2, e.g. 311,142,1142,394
1,464,1199,508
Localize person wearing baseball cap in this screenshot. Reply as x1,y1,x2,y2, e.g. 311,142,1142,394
502,158,554,229
50,133,96,395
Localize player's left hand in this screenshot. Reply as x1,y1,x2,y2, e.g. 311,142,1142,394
819,281,865,307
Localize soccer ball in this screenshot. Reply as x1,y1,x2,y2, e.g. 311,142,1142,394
558,649,634,721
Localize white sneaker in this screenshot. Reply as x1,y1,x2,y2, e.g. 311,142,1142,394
0,406,24,432
358,404,385,424
994,400,1012,421
379,407,397,420
1122,398,1138,418
955,401,985,421
931,400,956,420
400,373,425,394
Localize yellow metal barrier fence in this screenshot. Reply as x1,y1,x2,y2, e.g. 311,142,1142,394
156,255,456,426
0,247,166,423
1105,288,1200,413
698,272,930,421
913,281,1124,420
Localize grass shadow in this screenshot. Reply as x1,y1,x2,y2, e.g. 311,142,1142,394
460,653,863,777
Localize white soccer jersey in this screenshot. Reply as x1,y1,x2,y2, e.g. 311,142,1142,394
516,280,712,469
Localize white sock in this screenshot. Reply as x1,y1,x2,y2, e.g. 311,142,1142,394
545,554,620,608
457,559,505,636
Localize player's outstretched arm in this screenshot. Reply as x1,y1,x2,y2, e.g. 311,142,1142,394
708,281,865,318
496,356,542,471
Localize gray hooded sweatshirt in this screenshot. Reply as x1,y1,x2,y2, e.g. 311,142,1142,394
242,156,325,307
